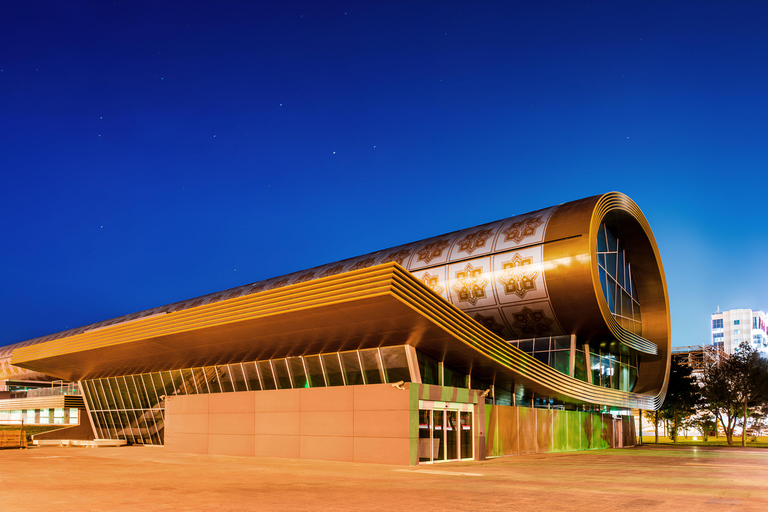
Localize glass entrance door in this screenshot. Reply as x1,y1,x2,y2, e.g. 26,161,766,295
418,405,473,463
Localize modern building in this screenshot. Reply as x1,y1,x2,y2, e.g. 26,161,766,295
711,308,767,354
2,192,671,464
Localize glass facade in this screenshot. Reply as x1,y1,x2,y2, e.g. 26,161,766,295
597,223,642,335
0,408,79,425
81,346,414,445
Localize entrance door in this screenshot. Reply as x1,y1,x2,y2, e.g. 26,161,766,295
418,405,473,463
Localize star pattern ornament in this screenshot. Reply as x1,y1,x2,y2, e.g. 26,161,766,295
452,263,488,305
473,312,506,337
502,216,544,244
293,271,316,284
417,239,450,264
512,306,554,337
348,257,377,271
456,228,494,254
320,265,346,278
380,249,411,265
497,253,539,298
420,272,444,296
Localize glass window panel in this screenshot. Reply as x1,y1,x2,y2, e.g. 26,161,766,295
242,362,261,391
552,350,570,375
443,365,466,388
380,346,411,383
533,352,549,365
460,411,473,459
182,368,200,394
159,371,176,397
69,408,79,424
258,361,277,390
606,228,617,252
142,374,161,404
590,351,601,386
598,253,606,270
93,379,109,409
96,379,115,409
574,350,587,381
341,351,364,386
83,381,102,411
517,339,534,353
105,378,126,410
418,409,431,463
622,292,632,321
322,353,345,386
629,366,638,391
533,337,550,352
272,359,292,389
128,375,150,408
620,364,630,391
287,357,308,388
607,280,616,314
432,410,445,461
359,349,383,384
446,410,458,460
617,250,625,288
552,336,571,351
605,253,617,280
216,365,234,393
229,364,248,392
613,360,621,390
416,350,439,385
202,367,221,394
170,369,187,395
597,223,607,252
304,355,325,387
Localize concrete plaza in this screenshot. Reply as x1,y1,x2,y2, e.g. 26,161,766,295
1,444,766,511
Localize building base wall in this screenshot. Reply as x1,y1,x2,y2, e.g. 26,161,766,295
164,383,415,465
164,384,636,465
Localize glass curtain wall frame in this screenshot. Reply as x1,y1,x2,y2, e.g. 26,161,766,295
80,345,415,446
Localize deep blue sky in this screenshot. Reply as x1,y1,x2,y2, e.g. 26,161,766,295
1,1,766,348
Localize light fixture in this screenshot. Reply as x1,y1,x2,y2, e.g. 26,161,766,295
391,380,406,390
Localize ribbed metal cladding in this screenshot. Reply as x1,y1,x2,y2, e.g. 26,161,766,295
10,192,670,410
0,394,85,411
14,263,662,410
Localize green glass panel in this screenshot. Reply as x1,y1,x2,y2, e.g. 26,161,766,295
303,355,325,387
380,346,412,383
322,353,344,386
340,351,364,386
359,349,383,384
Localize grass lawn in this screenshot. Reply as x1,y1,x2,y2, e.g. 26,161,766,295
640,434,768,447
0,425,65,443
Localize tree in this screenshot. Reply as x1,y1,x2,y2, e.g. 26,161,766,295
682,412,717,441
659,358,702,442
700,343,768,446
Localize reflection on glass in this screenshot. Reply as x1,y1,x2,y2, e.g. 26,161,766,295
432,410,445,461
258,361,276,390
272,359,292,389
341,351,364,385
418,409,431,463
304,355,325,387
460,411,472,459
359,349,383,384
446,410,458,460
380,346,411,383
322,353,345,386
287,357,307,388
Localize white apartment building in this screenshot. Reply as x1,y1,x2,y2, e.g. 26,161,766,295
711,308,768,354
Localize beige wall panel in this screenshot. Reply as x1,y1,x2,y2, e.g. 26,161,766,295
300,411,354,437
209,391,256,414
166,394,208,415
353,384,409,411
353,410,411,439
208,434,255,457
171,413,209,435
300,436,354,462
208,412,255,436
299,386,354,412
254,434,300,458
254,412,300,436
164,433,208,454
253,388,301,411
353,437,411,465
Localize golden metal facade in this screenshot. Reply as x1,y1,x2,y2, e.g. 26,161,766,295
10,192,671,410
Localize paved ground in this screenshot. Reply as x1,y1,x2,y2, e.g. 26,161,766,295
1,444,767,511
